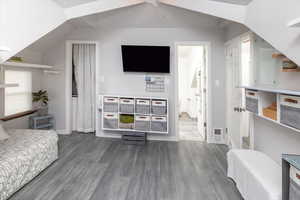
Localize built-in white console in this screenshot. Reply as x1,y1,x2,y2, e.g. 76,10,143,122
102,95,168,134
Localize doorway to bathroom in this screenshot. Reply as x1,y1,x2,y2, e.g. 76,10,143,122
176,43,209,141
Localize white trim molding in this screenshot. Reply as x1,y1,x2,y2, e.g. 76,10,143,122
174,41,212,143
65,40,100,135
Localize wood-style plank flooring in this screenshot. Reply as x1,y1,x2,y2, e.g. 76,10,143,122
9,133,243,200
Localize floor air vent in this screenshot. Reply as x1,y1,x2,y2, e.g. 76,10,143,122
213,128,224,143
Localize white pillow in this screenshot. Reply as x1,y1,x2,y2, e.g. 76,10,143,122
0,123,9,141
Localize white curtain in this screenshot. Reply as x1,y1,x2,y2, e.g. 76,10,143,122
73,44,96,133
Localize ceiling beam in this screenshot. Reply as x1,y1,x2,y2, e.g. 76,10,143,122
158,0,246,23
65,0,146,20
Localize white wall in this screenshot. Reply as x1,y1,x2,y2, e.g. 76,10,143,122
224,22,249,42
42,25,226,140
254,116,300,164
0,0,66,62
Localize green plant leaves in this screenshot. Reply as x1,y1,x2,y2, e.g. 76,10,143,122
32,90,49,106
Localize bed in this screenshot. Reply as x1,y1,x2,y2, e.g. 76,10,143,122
0,129,58,200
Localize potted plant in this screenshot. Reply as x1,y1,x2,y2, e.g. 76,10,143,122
32,90,49,116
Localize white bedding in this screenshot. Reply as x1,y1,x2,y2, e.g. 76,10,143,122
227,149,282,200
0,129,58,200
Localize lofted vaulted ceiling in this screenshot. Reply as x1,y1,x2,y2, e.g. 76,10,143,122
209,0,253,5
2,0,300,65
74,3,221,29
24,3,225,54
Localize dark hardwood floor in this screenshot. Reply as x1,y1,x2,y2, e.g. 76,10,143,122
9,133,243,200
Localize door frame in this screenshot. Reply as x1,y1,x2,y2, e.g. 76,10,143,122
65,40,100,134
174,41,212,142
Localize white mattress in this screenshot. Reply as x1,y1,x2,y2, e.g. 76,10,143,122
0,129,58,200
227,149,282,200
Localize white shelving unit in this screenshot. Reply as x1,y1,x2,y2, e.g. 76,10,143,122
241,85,300,96
0,83,19,88
243,86,300,133
102,95,168,134
3,61,53,69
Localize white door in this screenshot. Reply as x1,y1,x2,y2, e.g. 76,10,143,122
226,42,244,148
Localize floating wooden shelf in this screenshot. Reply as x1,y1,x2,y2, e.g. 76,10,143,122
0,109,37,121
282,58,295,63
272,53,286,59
281,68,300,72
3,61,53,69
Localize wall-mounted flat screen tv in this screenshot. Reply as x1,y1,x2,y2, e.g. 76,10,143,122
121,45,170,73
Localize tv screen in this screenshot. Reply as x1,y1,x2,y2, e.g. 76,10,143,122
121,45,170,73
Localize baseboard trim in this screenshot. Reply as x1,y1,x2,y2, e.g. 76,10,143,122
58,130,178,142
147,135,178,142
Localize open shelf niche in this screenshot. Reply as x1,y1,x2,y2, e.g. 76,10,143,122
272,53,300,72
102,95,168,134
243,86,300,133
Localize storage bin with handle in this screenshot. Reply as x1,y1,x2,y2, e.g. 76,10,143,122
151,116,167,132
280,95,300,130
245,90,259,114
120,98,134,113
103,97,119,112
135,99,150,114
103,113,118,129
151,100,167,115
135,115,150,131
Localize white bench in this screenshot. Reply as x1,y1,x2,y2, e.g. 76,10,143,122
227,149,282,200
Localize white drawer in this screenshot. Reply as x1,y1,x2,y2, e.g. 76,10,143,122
152,100,167,107
103,113,118,119
104,97,119,103
151,116,167,122
280,95,300,108
135,115,150,121
120,98,134,104
290,165,300,186
245,90,259,99
136,99,150,105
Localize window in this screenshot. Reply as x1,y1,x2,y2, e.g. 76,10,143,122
5,70,32,116
241,37,251,86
